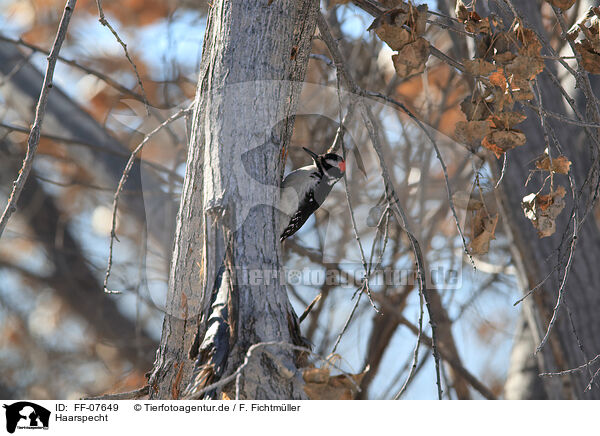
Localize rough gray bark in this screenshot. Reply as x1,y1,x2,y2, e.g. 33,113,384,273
148,0,318,399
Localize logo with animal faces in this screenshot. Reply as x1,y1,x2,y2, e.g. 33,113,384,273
3,402,50,433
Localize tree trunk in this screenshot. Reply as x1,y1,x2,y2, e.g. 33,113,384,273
148,0,318,399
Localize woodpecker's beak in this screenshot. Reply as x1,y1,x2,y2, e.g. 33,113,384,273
302,147,319,161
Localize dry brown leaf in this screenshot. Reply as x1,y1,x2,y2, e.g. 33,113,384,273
412,4,429,37
372,22,411,51
574,41,600,74
302,367,330,384
508,77,535,101
461,94,492,121
455,0,469,21
494,51,516,64
369,5,428,50
482,129,526,158
506,55,545,80
464,59,497,76
455,0,490,34
546,0,577,10
535,155,572,174
514,24,543,57
489,111,527,129
368,9,410,50
568,8,600,44
488,69,507,88
303,367,368,400
455,120,493,145
469,211,498,254
490,86,514,112
465,16,490,34
392,37,430,78
522,186,567,237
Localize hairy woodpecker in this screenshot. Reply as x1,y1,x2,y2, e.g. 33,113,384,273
279,147,346,241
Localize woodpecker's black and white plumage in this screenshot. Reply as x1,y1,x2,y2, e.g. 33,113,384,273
279,147,346,241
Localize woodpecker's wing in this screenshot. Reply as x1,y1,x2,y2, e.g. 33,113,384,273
279,165,321,240
280,189,320,241
280,177,337,241
280,166,320,216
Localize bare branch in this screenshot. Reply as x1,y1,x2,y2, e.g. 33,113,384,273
103,105,192,294
316,12,443,400
95,0,150,114
0,0,77,240
0,34,148,105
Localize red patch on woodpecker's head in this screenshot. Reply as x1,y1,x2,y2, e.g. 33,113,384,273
339,160,346,172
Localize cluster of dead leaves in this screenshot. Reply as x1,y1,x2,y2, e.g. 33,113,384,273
302,365,368,400
453,190,498,255
521,151,571,238
454,2,546,158
522,186,566,238
568,7,600,74
368,2,430,78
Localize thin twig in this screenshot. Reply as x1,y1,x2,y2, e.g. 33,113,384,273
372,292,496,400
0,33,147,105
316,12,443,399
103,105,192,294
298,293,322,323
184,341,362,400
364,90,474,267
0,120,183,181
530,79,579,355
0,0,77,240
540,354,600,378
495,152,507,189
331,285,364,355
95,0,150,114
394,269,424,400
